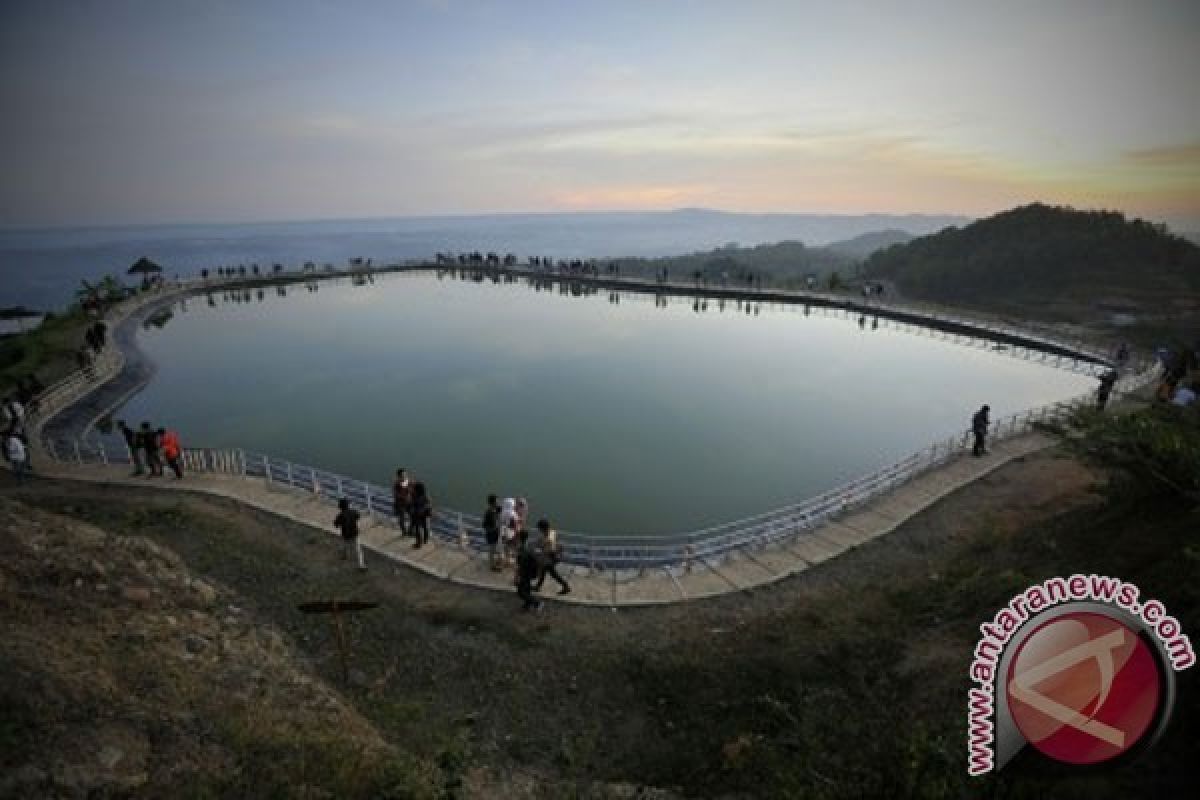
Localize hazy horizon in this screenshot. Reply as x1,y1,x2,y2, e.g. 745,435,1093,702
2,1,1198,230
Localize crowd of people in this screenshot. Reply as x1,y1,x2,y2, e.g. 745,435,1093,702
330,468,571,611
116,419,184,479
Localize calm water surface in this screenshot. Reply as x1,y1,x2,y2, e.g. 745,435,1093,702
115,272,1093,534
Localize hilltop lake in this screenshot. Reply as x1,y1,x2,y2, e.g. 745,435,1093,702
111,271,1094,534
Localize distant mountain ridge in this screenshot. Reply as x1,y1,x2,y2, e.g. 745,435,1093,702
1,210,969,310
864,203,1200,310
824,229,913,260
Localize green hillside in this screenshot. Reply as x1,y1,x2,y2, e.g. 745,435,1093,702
864,204,1200,310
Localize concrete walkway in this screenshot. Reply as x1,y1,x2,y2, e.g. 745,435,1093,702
23,431,1055,607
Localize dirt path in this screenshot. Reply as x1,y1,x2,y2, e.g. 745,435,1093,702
9,446,1193,798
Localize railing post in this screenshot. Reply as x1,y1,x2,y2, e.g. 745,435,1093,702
336,475,343,498
74,439,83,466
263,455,271,485
99,440,108,466
365,483,373,514
459,512,468,550
238,449,246,476
312,471,320,496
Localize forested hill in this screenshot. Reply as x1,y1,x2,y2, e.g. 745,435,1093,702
864,204,1200,309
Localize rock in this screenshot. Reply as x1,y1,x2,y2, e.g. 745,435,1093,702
95,583,109,592
190,579,217,606
184,634,209,655
348,668,370,688
121,587,152,606
74,578,83,589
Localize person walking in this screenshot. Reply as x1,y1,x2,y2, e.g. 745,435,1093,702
139,422,163,476
482,494,502,571
499,497,519,566
1096,370,1118,411
117,420,143,475
410,482,432,548
514,529,542,612
2,396,24,437
533,518,570,595
4,432,30,484
392,468,413,535
972,405,990,457
334,498,366,571
160,427,183,479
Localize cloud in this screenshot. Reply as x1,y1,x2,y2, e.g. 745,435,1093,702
1122,142,1200,170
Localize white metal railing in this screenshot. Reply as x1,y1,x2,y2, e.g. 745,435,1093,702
21,270,1162,571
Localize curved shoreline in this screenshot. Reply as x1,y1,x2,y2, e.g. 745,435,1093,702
20,274,1155,605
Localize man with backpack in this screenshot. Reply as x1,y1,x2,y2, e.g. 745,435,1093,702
533,518,570,596
334,497,366,571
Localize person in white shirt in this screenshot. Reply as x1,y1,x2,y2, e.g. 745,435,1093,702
4,433,29,484
1171,384,1197,407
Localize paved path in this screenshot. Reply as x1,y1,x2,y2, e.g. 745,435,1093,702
24,431,1055,607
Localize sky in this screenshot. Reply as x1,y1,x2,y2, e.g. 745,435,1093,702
1,0,1198,230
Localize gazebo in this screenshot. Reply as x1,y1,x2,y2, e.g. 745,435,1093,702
127,257,164,288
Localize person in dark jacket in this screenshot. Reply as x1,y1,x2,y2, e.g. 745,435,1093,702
139,421,162,476
392,467,413,535
483,494,501,570
410,482,432,547
118,420,144,475
334,498,366,571
515,529,542,612
1096,370,1118,411
972,405,990,457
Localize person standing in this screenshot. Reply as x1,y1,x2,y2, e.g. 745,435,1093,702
499,497,519,566
410,482,432,548
971,405,990,457
334,498,366,571
160,427,183,479
4,432,30,484
515,529,542,612
2,396,24,436
117,420,143,475
533,518,571,596
392,468,413,535
482,494,502,571
139,422,163,476
1096,370,1118,411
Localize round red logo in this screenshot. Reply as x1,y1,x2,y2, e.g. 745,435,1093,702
1006,611,1162,765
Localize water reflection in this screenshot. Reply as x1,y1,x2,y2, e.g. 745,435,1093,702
189,269,906,342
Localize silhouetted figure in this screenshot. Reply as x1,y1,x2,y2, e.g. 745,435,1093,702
392,468,413,535
972,405,990,457
117,420,142,475
411,482,432,547
1096,370,1118,411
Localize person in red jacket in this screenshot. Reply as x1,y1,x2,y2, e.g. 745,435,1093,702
159,427,183,479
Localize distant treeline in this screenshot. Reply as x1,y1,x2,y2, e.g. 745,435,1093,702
864,203,1200,308
611,230,913,287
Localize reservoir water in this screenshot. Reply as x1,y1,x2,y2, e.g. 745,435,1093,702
113,271,1094,534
